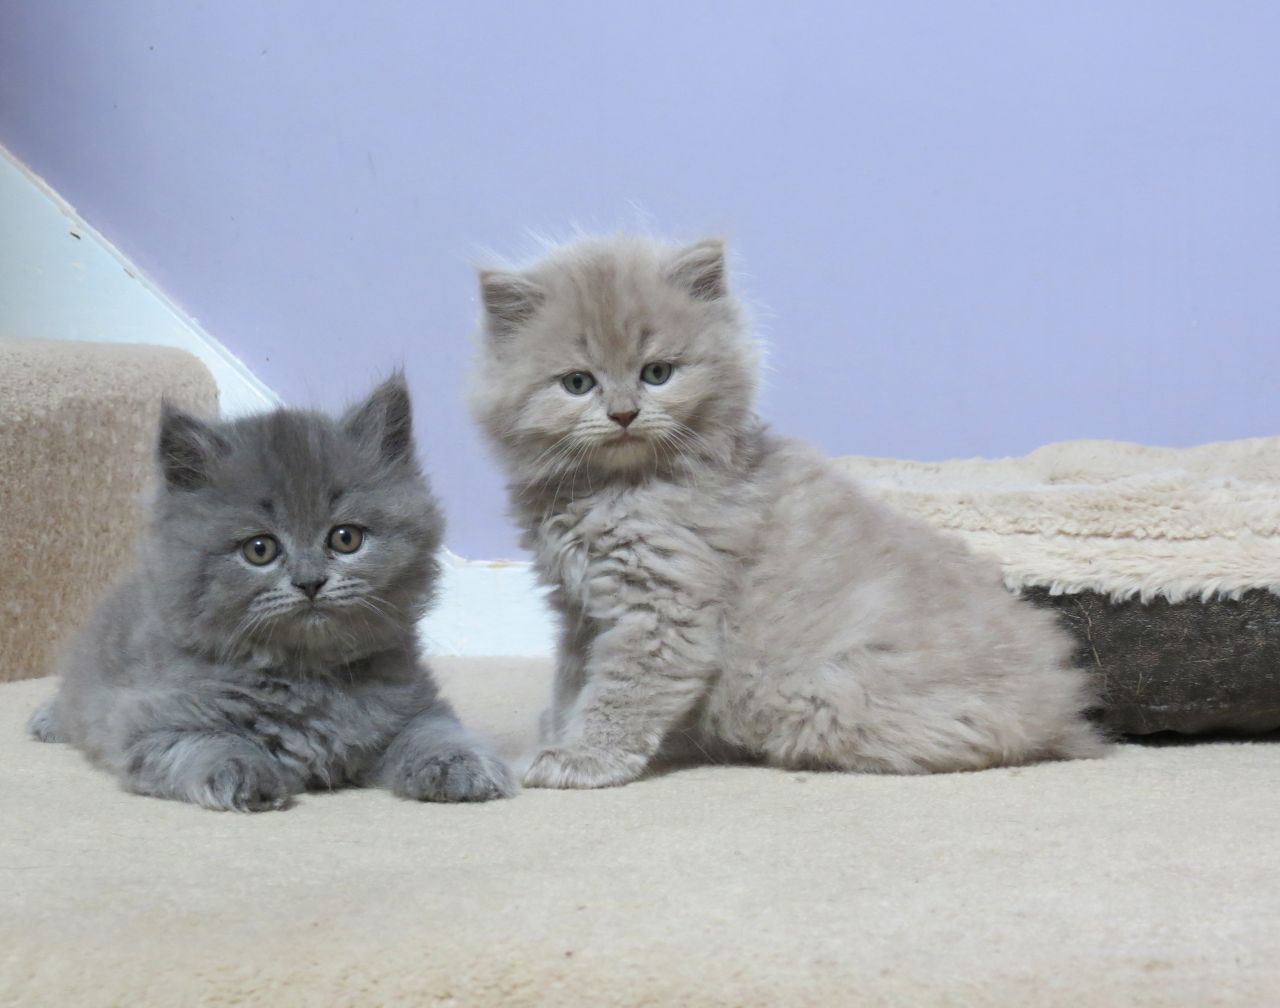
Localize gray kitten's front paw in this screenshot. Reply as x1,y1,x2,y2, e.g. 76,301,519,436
198,757,293,813
390,747,515,803
27,699,62,743
523,746,646,789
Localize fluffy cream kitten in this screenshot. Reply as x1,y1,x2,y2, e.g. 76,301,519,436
471,235,1105,788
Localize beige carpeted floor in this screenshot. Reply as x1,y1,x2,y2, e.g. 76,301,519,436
2,657,1277,1007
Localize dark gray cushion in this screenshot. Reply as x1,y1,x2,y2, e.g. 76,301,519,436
1024,587,1280,735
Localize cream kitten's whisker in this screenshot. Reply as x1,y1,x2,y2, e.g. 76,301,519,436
551,436,595,504
522,432,594,495
656,427,709,491
652,430,689,487
525,431,578,474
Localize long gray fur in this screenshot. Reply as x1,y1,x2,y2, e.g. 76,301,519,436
472,235,1106,788
29,375,513,810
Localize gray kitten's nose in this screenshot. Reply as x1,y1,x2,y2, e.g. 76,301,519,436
294,577,328,600
609,409,639,429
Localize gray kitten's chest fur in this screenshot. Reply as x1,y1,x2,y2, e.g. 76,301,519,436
197,659,429,785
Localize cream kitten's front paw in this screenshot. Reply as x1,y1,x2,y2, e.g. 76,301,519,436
523,746,646,789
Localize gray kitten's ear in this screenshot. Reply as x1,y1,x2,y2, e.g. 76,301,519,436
665,238,728,301
157,402,227,490
343,372,415,467
479,269,545,341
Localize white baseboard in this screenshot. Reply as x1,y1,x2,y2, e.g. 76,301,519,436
420,551,555,657
0,144,277,417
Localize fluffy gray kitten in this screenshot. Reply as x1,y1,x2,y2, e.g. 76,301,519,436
472,235,1105,789
29,376,514,811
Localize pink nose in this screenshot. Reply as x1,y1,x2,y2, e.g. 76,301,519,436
608,410,639,429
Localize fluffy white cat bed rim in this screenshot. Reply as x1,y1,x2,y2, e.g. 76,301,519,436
836,436,1280,604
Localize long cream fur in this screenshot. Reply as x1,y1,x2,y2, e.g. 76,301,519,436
471,235,1104,789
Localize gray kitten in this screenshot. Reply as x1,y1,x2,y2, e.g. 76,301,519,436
472,235,1105,789
29,376,514,810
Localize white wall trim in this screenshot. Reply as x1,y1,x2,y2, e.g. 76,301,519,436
419,551,554,657
0,143,278,417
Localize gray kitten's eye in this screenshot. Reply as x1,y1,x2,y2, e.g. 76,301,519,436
561,371,596,395
328,525,364,554
640,361,673,385
241,535,280,566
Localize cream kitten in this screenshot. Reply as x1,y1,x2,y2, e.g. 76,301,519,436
471,235,1104,788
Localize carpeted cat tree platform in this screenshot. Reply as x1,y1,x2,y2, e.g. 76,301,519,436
0,338,217,684
2,339,1277,1005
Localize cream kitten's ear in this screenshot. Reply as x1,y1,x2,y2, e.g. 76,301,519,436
479,269,545,341
665,238,728,301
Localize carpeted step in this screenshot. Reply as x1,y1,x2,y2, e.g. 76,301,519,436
0,338,217,683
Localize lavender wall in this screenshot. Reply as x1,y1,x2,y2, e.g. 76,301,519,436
2,1,1278,557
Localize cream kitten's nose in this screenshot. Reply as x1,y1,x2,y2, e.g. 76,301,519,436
609,410,639,429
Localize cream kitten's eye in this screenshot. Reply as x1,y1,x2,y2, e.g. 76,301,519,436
561,371,596,395
640,361,673,385
241,535,280,566
328,525,364,554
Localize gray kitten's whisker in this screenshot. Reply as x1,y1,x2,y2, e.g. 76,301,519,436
215,615,257,664
360,591,408,619
218,603,278,662
350,597,395,625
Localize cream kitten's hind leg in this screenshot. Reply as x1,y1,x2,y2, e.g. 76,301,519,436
711,648,1103,775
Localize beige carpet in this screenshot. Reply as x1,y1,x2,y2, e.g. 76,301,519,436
2,658,1277,1006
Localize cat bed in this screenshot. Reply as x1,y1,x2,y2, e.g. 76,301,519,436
0,339,217,683
835,438,1280,735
